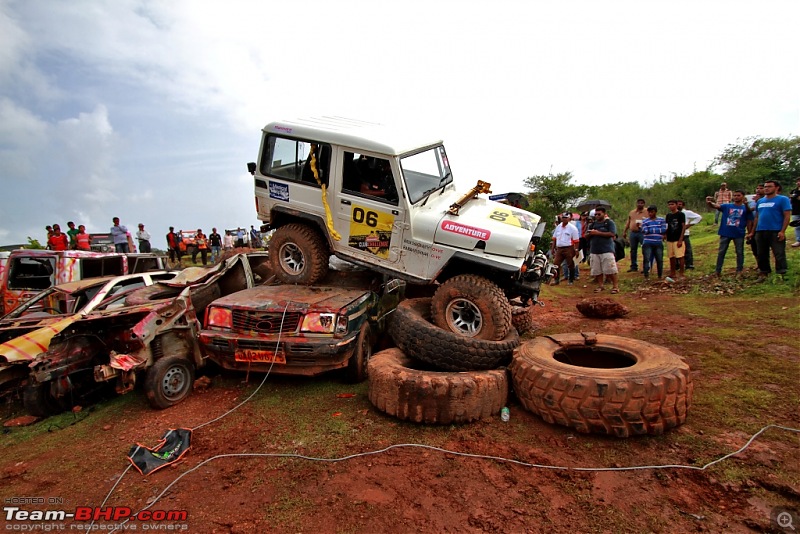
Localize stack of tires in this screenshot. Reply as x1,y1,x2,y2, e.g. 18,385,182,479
367,297,521,425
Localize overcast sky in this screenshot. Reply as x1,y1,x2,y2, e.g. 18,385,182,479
1,0,797,246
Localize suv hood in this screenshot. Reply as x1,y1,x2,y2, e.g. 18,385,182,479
414,194,541,258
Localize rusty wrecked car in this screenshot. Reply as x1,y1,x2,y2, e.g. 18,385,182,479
23,253,270,416
199,276,405,383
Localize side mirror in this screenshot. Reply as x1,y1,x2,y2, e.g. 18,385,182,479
246,162,257,175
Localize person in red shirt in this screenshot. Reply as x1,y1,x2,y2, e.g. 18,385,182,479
75,225,92,251
47,224,69,251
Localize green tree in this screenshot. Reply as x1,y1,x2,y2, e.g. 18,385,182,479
714,136,800,190
523,171,588,244
26,237,45,249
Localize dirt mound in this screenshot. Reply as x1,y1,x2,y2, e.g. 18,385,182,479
575,297,630,318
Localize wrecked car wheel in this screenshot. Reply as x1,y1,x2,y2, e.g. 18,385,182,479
510,333,693,437
431,275,512,341
269,224,329,285
390,298,519,372
23,382,67,418
144,356,195,410
368,348,508,424
345,322,372,383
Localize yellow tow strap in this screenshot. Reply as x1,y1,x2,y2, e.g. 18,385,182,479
309,145,341,241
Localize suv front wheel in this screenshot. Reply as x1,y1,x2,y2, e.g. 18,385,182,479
269,223,330,285
431,274,512,341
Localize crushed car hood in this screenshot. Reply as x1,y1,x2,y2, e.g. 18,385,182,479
0,313,83,363
212,285,368,312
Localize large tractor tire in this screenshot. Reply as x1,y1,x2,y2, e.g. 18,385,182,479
269,224,329,285
367,348,508,424
510,333,693,437
511,304,535,335
390,298,518,372
431,274,512,341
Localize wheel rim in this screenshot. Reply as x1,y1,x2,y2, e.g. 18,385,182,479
445,298,483,337
161,365,189,400
278,242,305,275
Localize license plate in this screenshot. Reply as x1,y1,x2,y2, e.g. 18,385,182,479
234,349,286,363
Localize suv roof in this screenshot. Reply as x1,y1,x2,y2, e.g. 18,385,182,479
264,117,442,156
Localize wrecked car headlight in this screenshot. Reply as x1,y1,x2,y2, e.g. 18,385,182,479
300,313,337,334
206,306,233,331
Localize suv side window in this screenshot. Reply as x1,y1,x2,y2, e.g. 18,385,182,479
262,136,330,188
342,151,399,206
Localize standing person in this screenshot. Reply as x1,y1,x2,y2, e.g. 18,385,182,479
44,226,54,248
66,221,79,250
578,212,591,266
223,230,234,252
550,212,580,286
236,228,245,248
192,229,209,266
706,190,754,277
47,224,69,251
640,206,667,280
676,200,702,270
136,224,152,253
75,225,92,251
665,200,687,279
250,225,261,248
713,182,732,224
209,227,222,263
586,207,619,293
790,178,800,248
747,183,765,262
622,199,647,272
166,227,182,266
748,180,791,279
110,217,129,253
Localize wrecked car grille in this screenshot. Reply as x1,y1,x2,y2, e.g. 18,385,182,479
231,311,302,334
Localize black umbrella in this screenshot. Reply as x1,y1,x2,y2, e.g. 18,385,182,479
574,199,612,212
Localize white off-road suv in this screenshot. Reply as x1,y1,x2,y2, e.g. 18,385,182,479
249,117,554,341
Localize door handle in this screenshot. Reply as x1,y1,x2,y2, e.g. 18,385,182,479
392,210,399,215
341,199,351,205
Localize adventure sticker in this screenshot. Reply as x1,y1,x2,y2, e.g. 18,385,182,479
440,221,491,241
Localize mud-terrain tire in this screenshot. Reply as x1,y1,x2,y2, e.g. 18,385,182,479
510,333,693,437
345,322,372,383
368,348,508,424
431,274,512,341
23,382,68,418
144,356,195,410
269,224,329,285
390,298,519,372
511,304,535,335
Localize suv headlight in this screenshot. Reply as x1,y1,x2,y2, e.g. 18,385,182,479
206,306,232,331
301,313,337,334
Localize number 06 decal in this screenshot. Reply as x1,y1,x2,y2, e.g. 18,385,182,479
349,204,395,259
353,207,379,227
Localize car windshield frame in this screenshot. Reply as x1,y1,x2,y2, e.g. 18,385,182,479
399,145,452,204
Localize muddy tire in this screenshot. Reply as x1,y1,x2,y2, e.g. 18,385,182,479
511,305,535,335
269,224,329,285
345,322,372,383
23,382,67,418
368,348,508,424
390,298,519,372
431,274,511,341
144,356,195,410
510,333,693,437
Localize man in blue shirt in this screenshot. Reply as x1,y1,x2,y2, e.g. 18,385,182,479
748,179,791,278
640,206,667,280
586,207,619,293
706,190,754,276
110,217,129,253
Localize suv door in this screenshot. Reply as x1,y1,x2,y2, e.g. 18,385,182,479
333,150,405,264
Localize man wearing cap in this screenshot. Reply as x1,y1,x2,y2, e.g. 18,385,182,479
587,207,620,293
136,223,152,253
550,212,580,285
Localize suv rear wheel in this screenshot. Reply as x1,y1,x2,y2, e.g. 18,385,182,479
269,224,329,285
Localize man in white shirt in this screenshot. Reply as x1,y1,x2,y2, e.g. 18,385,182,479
550,212,581,285
136,223,152,253
677,200,703,270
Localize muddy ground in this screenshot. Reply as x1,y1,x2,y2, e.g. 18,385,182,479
1,279,798,533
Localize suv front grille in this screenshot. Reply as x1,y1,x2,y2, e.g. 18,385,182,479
232,310,302,334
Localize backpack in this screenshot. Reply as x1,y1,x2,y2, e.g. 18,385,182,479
614,238,626,261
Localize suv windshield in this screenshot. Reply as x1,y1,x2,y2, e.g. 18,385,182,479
400,145,452,204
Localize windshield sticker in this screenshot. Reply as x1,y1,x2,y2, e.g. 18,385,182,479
440,221,491,241
349,205,394,259
488,208,537,232
269,181,289,201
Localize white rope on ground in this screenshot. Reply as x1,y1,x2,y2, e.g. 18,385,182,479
107,424,800,532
